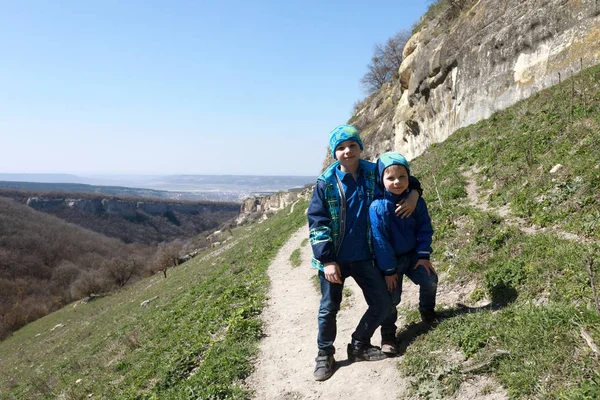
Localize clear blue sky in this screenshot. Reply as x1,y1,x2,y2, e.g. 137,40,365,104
0,0,429,176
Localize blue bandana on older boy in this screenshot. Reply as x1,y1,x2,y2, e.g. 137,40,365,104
328,124,364,159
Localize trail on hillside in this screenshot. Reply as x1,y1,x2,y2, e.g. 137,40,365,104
245,225,508,399
463,169,593,243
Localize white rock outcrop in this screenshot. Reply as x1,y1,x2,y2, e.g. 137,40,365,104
350,0,600,163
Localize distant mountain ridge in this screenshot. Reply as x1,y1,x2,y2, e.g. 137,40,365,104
0,180,216,202
0,173,87,183
0,174,315,202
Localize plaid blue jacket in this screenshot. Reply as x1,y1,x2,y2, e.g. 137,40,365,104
307,160,377,271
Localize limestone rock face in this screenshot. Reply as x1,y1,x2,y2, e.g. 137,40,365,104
352,0,600,162
25,196,238,217
236,188,312,224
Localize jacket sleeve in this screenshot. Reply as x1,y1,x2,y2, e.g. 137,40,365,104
307,181,335,264
408,175,423,196
369,201,397,275
414,198,434,259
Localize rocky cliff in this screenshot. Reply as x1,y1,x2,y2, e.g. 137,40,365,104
25,196,234,219
0,189,240,244
348,0,600,163
236,188,312,224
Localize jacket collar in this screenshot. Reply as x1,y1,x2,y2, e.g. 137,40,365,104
383,188,410,203
335,164,365,182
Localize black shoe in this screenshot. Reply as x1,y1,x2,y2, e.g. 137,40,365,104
313,350,335,381
381,336,398,355
420,309,439,325
347,343,387,362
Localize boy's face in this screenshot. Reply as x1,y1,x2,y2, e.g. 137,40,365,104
335,140,361,170
383,165,409,195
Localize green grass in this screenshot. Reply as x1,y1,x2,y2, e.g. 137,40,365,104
311,274,320,293
289,248,302,268
412,0,478,35
401,305,600,399
0,201,308,400
412,0,452,34
396,63,600,398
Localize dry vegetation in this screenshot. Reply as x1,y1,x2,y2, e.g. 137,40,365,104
0,192,238,340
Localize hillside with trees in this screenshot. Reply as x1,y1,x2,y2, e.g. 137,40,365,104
0,190,239,340
0,198,151,339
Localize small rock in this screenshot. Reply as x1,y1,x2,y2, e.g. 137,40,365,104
51,323,64,332
75,379,82,384
549,164,563,174
141,296,159,307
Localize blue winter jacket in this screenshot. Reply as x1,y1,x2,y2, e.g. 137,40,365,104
307,160,377,271
369,190,433,275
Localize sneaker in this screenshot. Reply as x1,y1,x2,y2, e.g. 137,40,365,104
381,337,398,355
347,343,387,362
313,350,334,381
420,309,439,325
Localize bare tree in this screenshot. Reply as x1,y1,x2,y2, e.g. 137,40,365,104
51,260,81,288
105,257,141,287
71,270,104,298
383,30,412,72
361,54,393,94
361,29,412,94
153,240,184,278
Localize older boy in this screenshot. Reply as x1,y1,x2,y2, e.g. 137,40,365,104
307,125,422,381
369,152,437,355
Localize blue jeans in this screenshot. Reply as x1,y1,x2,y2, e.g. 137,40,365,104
317,259,392,354
380,252,438,339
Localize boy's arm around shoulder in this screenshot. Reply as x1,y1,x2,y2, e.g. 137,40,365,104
415,198,434,259
396,176,423,218
307,180,335,264
369,200,397,276
408,175,423,196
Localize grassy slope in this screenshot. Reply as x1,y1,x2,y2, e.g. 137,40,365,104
398,64,600,398
0,201,308,399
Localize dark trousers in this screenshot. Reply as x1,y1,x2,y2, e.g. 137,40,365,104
380,252,438,339
317,259,392,354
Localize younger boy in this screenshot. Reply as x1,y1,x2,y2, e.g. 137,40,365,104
307,126,422,381
369,152,437,355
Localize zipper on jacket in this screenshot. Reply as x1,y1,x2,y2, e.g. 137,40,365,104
334,173,346,256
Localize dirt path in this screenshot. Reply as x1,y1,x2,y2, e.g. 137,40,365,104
245,225,507,399
245,226,407,399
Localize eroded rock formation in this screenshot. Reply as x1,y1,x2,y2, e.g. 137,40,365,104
350,0,600,162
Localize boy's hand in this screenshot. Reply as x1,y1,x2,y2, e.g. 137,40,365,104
385,273,398,292
395,190,419,218
414,259,436,276
324,262,342,284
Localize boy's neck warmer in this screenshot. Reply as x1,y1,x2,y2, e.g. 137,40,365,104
383,189,410,203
